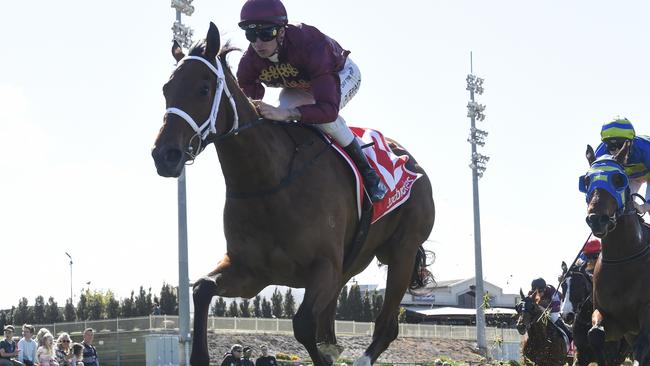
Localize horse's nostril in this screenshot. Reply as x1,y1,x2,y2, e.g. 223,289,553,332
164,149,182,165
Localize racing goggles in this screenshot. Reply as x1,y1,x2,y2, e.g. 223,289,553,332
603,138,628,154
245,27,278,42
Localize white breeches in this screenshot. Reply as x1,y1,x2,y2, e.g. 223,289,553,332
550,311,560,323
278,57,361,147
629,178,649,201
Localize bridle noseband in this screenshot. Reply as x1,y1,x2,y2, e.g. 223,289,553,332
164,55,239,160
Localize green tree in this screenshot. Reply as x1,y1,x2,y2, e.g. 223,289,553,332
336,286,349,320
14,297,31,325
106,292,120,319
228,300,240,317
261,297,272,318
77,293,89,321
33,296,46,324
398,306,407,323
45,297,62,323
347,284,363,321
253,295,262,318
120,291,135,318
0,311,7,329
371,291,383,320
361,290,372,322
283,289,296,319
64,300,76,322
239,299,251,318
87,294,103,320
212,297,227,317
134,286,153,316
271,288,284,318
159,283,178,315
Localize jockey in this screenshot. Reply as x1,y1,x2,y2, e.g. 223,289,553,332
530,277,573,342
595,117,650,214
236,0,388,203
580,238,601,274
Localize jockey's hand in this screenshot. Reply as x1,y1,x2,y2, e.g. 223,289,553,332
252,100,301,122
633,201,650,214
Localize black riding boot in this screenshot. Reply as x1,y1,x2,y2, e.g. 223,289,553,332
344,139,388,203
555,318,573,343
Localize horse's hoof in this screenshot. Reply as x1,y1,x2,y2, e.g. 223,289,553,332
353,354,372,366
317,343,344,364
587,325,605,348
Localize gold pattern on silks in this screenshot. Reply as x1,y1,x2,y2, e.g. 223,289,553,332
259,63,311,90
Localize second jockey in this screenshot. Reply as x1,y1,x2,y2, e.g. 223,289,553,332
236,0,388,202
595,117,650,214
530,277,573,342
579,238,601,274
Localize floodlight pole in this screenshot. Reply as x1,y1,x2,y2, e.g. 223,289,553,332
466,51,489,356
65,252,73,304
170,1,194,365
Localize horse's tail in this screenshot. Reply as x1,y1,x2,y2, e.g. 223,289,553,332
409,245,435,292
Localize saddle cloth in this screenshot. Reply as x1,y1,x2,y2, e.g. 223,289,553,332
329,127,422,223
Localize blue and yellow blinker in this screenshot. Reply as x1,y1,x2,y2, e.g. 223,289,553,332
579,157,629,210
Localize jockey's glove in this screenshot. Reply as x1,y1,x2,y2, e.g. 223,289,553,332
633,201,650,214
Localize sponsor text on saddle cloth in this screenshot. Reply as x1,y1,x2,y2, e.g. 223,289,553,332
328,127,422,223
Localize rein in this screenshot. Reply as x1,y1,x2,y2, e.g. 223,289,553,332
163,55,337,199
600,203,649,265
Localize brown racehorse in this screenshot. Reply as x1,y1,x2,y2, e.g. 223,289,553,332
516,289,568,366
151,23,435,366
582,143,650,366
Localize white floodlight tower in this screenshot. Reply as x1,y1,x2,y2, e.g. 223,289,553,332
170,1,194,365
466,52,489,356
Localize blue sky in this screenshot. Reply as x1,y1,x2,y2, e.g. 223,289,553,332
1,0,649,309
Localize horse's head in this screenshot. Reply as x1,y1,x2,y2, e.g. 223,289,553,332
152,22,239,177
560,261,591,324
579,143,631,237
516,288,543,335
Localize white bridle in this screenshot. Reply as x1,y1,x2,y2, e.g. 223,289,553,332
164,56,239,156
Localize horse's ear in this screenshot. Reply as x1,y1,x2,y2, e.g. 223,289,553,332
519,288,525,299
614,140,631,165
586,145,596,165
172,40,185,63
561,261,568,274
205,22,221,60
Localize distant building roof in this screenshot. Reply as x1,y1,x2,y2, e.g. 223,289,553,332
432,279,466,288
405,306,517,316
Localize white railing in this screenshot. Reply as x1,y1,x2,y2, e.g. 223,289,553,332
29,315,521,343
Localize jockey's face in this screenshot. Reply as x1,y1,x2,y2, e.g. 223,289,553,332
250,27,284,59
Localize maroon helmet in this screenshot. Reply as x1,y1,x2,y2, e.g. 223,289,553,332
239,0,288,29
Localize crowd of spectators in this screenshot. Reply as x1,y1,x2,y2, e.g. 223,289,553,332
0,325,98,366
221,344,278,366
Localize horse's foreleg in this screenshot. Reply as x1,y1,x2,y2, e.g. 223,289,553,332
190,255,266,366
359,246,418,366
314,295,345,365
293,260,341,366
588,309,607,366
633,305,650,366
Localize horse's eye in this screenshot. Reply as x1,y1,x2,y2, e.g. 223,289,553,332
200,85,210,96
579,175,590,193
611,173,627,190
